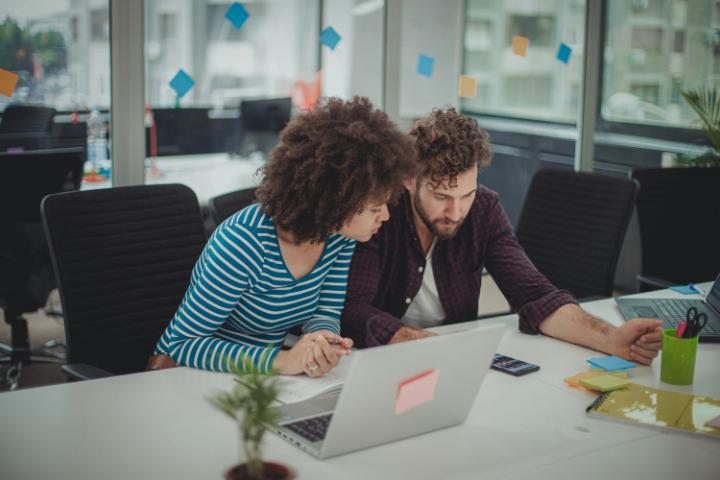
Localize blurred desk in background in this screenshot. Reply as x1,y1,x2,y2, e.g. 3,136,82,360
81,153,264,206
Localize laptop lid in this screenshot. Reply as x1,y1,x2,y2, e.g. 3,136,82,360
704,273,720,317
319,323,505,458
615,273,720,341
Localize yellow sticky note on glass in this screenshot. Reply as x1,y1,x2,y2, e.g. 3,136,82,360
580,375,630,392
0,68,19,97
457,75,477,99
511,35,529,57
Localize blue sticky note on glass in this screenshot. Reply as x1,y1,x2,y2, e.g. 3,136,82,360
320,26,341,50
169,69,195,98
586,355,636,372
556,43,572,64
417,54,434,77
669,284,701,295
225,2,250,29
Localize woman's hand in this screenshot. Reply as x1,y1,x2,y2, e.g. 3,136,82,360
273,331,352,376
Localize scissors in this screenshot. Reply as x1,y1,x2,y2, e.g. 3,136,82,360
684,307,708,338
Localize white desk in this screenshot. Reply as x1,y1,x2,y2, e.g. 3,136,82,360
81,153,264,205
1,286,718,480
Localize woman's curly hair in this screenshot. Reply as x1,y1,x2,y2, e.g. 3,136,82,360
409,108,492,188
256,96,416,243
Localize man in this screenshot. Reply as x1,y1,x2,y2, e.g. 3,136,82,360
341,108,663,365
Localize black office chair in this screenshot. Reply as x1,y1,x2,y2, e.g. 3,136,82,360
0,104,56,152
515,168,638,300
631,167,720,290
208,187,257,225
41,184,208,380
0,104,55,134
0,148,85,388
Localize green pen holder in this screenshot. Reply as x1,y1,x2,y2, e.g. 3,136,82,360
660,328,699,386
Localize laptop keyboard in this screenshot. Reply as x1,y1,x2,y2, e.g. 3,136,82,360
654,300,719,333
283,414,333,442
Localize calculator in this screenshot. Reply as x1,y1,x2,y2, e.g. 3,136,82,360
491,354,540,376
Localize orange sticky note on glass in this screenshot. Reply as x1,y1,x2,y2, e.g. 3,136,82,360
458,75,477,98
511,35,529,57
0,68,19,97
395,369,438,414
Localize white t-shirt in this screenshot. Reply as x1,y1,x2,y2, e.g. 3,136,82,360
401,240,446,328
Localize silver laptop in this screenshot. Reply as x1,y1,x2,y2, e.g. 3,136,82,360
272,323,505,459
615,273,720,343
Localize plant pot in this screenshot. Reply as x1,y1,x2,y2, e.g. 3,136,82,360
224,461,294,480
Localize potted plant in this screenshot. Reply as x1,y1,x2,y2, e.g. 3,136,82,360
210,353,293,480
677,87,720,167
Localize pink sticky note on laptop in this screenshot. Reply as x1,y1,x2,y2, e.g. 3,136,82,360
395,369,439,414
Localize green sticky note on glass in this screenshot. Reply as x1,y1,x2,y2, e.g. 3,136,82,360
580,375,631,392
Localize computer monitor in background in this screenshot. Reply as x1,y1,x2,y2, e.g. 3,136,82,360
238,97,292,157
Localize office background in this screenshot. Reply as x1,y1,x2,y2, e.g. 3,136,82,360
0,0,718,390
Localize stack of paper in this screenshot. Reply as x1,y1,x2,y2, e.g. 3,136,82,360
275,356,353,405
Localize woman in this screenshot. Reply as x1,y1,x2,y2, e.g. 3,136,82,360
152,97,415,377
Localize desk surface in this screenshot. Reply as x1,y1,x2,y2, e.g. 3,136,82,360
81,153,264,205
1,285,718,480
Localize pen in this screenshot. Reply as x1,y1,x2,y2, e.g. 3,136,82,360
675,322,686,338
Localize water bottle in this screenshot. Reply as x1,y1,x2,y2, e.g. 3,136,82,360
87,108,110,178
86,108,98,173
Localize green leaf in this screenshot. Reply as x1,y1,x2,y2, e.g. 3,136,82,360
208,349,282,472
681,87,720,152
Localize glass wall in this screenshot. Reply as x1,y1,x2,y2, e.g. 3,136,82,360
145,0,319,109
462,0,586,123
0,0,110,112
602,0,719,129
0,0,111,187
321,0,384,107
142,0,321,206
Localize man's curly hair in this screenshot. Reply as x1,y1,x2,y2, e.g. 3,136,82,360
256,96,416,243
409,108,492,188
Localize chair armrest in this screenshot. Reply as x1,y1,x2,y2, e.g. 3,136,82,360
637,275,674,290
62,363,114,381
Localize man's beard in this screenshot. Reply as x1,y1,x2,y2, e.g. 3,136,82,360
412,188,465,240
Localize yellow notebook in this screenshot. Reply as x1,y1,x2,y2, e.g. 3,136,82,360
586,382,720,439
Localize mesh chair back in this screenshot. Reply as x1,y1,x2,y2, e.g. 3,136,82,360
0,148,85,313
208,187,257,225
516,169,638,300
0,105,56,134
0,148,85,223
632,167,720,286
41,184,207,374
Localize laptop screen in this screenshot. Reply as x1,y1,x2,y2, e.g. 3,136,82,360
707,274,720,313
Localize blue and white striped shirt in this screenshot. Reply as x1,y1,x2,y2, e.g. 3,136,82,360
155,203,356,373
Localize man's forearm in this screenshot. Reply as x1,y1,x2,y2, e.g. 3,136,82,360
538,303,614,355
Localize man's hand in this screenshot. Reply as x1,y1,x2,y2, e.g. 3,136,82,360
608,318,663,365
539,304,664,365
389,326,436,344
273,331,352,376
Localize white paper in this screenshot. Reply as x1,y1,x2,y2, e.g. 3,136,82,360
275,356,352,405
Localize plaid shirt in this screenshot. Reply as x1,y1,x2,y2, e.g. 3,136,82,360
341,185,577,347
